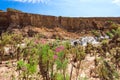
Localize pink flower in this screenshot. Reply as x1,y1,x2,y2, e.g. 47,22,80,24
40,39,46,44
53,54,58,60
55,48,61,52
55,46,64,52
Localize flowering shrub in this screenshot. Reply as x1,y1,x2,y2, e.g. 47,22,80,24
53,54,58,60
55,46,64,52
0,32,120,80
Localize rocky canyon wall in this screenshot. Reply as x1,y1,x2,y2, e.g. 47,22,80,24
0,9,120,33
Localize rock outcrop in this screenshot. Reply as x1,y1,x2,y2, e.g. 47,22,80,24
0,8,120,34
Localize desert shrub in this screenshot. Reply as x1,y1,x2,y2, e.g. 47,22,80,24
1,32,120,80
54,73,70,80
111,23,118,29
116,27,120,36
17,59,38,80
17,38,39,80
111,29,116,35
85,43,94,55
96,59,119,80
101,39,109,45
92,30,101,37
11,33,23,44
106,31,114,39
0,32,13,45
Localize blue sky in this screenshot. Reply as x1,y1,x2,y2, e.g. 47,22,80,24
0,0,120,17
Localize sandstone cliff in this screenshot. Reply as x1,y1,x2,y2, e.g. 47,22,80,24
0,8,120,34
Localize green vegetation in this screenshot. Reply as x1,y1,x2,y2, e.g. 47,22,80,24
106,31,114,39
92,30,101,37
0,30,120,80
106,26,120,39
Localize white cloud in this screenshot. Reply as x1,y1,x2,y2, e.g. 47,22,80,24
112,0,120,6
13,0,50,3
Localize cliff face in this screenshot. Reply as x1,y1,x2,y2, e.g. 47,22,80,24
0,9,120,34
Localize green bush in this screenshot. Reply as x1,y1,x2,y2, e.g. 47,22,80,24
92,30,101,37
106,31,114,39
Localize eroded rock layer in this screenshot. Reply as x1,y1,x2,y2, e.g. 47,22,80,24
0,8,120,34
